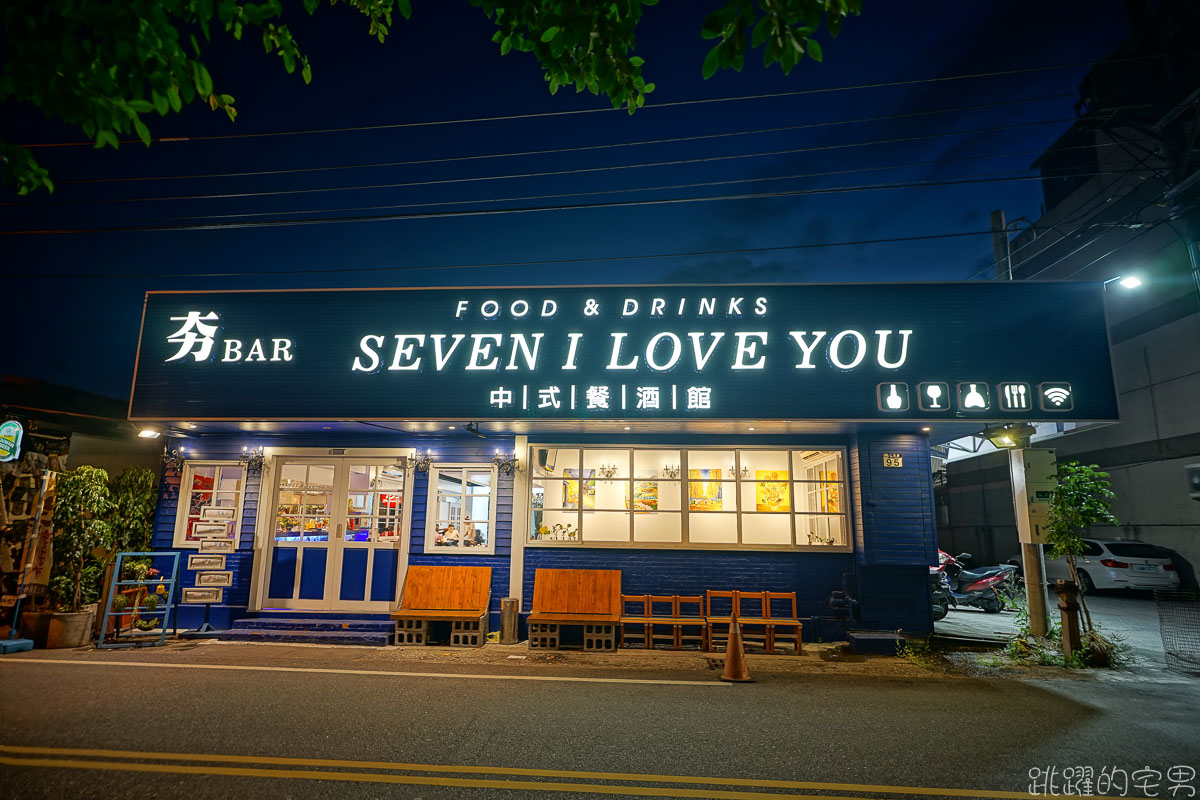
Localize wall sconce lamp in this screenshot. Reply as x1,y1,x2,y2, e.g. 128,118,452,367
663,463,680,479
161,444,186,471
409,450,434,473
239,445,266,472
493,449,519,475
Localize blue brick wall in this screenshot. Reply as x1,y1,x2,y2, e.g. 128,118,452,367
850,433,938,633
151,433,514,629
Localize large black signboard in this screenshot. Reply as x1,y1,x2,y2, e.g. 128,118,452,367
129,283,1118,422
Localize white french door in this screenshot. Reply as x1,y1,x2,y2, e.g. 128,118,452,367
262,455,411,612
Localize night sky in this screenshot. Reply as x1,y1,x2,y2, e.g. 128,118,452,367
2,1,1135,400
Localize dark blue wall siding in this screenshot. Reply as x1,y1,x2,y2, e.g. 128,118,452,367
151,438,263,629
407,437,514,630
851,433,938,633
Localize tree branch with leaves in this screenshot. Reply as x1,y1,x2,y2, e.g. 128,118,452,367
2,0,859,194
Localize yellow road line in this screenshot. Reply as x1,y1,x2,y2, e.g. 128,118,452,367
0,745,1090,800
0,657,725,686
0,755,907,800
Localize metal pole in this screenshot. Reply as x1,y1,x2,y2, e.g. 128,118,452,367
1009,449,1050,637
990,210,1012,281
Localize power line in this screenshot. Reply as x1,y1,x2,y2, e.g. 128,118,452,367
59,92,1077,186
163,162,1145,225
20,53,1174,149
5,228,1005,279
3,169,1134,237
22,116,1086,207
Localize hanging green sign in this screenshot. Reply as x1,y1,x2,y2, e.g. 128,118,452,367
0,420,23,462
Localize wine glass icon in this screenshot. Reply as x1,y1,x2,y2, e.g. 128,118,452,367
925,384,943,409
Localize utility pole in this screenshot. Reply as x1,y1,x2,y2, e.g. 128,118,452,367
990,210,1012,281
1009,448,1055,637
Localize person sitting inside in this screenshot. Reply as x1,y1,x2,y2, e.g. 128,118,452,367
463,518,483,547
439,523,459,546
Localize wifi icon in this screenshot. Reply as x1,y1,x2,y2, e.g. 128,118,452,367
1039,382,1074,412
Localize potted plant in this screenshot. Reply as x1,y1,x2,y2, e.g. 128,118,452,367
47,465,113,648
97,466,158,635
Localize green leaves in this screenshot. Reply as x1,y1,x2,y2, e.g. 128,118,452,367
540,26,559,43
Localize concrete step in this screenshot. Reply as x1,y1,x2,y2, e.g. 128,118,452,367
218,628,393,646
847,631,905,655
232,617,395,632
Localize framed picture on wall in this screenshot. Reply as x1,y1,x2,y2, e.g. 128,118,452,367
187,554,226,571
181,587,223,604
198,539,235,554
199,506,236,521
193,522,231,538
195,571,232,587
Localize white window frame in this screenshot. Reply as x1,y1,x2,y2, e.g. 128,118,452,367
172,460,247,549
423,463,499,555
526,445,851,552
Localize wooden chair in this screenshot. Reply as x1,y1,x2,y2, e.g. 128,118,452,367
705,589,770,653
528,569,621,651
391,565,491,646
619,594,651,648
764,591,804,654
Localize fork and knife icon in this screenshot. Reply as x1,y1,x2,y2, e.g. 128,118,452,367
1000,382,1031,410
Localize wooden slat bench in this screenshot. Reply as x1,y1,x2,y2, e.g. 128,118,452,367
619,594,707,650
528,568,621,651
391,565,492,647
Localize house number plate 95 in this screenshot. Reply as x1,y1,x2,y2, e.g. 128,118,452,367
883,453,903,468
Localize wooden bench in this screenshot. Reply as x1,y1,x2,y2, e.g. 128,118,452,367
706,590,803,654
391,565,491,647
619,594,707,650
528,569,621,651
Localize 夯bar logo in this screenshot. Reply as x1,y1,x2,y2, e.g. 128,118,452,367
164,310,294,364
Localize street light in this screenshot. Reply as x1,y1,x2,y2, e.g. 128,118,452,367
1103,274,1143,289
981,423,1037,449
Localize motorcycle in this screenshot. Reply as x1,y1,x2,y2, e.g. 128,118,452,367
930,571,953,621
932,551,1019,614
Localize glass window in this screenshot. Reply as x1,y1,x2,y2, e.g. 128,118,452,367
174,463,245,547
528,447,849,550
344,463,406,542
274,462,334,542
426,465,497,554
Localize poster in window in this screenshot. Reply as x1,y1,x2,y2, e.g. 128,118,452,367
822,470,840,513
755,470,791,512
562,469,595,509
688,469,723,511
629,481,658,513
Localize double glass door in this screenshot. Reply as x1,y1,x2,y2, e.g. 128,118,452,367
265,456,408,611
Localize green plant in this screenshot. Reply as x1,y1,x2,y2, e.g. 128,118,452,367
896,634,943,669
109,467,158,555
51,466,113,612
1046,462,1118,631
143,594,160,611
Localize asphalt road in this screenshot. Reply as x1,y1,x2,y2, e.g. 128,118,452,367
2,643,1198,800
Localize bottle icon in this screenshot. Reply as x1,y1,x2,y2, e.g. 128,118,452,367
964,384,985,409
886,384,902,409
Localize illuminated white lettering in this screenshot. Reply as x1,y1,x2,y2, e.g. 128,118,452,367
754,297,768,316
677,298,686,316
352,335,384,372
622,299,639,316
829,330,867,369
541,299,557,317
606,333,639,370
727,297,743,316
245,339,267,362
505,333,544,370
875,329,913,369
561,333,583,370
646,332,682,371
510,300,529,318
699,297,717,316
732,332,768,370
650,298,666,316
455,300,469,319
481,300,500,319
466,333,503,370
687,332,726,371
388,334,425,371
222,339,243,363
431,334,466,371
270,339,294,362
789,331,827,369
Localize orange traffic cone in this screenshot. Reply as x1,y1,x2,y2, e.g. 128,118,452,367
720,618,753,683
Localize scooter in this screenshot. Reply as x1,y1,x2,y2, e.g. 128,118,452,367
933,551,1018,614
930,571,953,621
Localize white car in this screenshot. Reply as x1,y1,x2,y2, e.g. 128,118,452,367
1007,538,1180,593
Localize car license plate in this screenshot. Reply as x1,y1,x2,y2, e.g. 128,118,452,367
1134,564,1157,573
